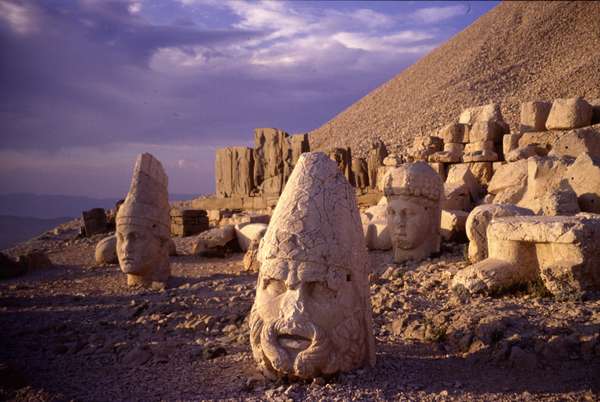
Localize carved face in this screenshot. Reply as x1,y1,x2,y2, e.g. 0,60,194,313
386,196,431,249
249,260,368,379
116,223,163,275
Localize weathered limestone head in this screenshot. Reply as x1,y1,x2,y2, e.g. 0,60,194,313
116,153,171,289
384,162,443,263
250,152,375,380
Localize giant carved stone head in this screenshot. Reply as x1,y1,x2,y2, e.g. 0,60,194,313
116,153,171,289
384,162,443,263
249,152,375,380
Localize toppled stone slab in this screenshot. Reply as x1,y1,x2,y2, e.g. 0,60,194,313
545,97,592,130
466,204,534,263
520,101,551,132
192,225,237,257
463,150,498,162
446,163,483,201
505,144,548,162
487,159,528,203
459,103,503,125
503,133,522,156
454,214,600,297
469,121,504,142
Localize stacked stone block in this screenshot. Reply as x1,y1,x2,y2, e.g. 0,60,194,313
170,208,209,237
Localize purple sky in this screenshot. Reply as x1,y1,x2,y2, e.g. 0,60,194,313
0,0,498,198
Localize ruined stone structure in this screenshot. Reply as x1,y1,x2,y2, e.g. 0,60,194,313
116,153,171,289
383,162,443,263
367,140,388,189
249,152,375,380
82,208,108,237
453,214,600,297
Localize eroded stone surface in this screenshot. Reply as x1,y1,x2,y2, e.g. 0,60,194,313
116,153,171,289
192,225,236,256
250,152,375,380
440,209,469,242
566,153,600,213
362,205,391,251
518,124,600,159
383,162,443,263
367,140,388,189
234,223,268,252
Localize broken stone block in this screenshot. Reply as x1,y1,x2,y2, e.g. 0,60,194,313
566,153,600,213
545,97,593,130
503,133,522,156
406,136,442,162
505,144,548,162
488,159,528,196
465,204,534,263
466,162,494,187
446,163,483,201
440,209,469,242
429,150,461,163
428,162,446,181
82,208,108,237
192,225,237,257
234,223,268,251
367,139,388,189
442,182,472,211
591,99,600,125
462,150,498,163
439,123,468,143
518,124,600,159
216,146,255,197
95,235,118,264
539,180,580,216
520,101,552,132
469,121,504,142
170,209,209,237
518,156,574,213
352,158,369,188
465,141,495,154
459,103,503,125
376,166,392,192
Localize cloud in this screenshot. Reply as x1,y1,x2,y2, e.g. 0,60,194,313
412,5,470,24
0,0,38,35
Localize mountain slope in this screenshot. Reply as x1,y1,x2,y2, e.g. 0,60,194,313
309,1,600,156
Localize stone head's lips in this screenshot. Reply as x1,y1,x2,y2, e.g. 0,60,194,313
278,334,311,351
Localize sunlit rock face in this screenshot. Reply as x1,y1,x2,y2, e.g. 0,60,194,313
384,162,443,263
116,153,171,289
249,152,375,380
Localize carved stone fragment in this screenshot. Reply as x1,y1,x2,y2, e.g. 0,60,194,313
250,152,375,380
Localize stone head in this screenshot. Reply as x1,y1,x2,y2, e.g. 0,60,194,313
116,153,171,288
384,162,443,262
249,152,375,380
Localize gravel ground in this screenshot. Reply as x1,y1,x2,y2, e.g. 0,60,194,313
309,2,600,158
0,221,599,401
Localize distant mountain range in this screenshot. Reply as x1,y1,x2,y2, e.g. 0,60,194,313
0,193,199,250
0,193,199,219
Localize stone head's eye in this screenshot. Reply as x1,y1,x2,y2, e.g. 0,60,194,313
264,279,286,296
308,281,336,301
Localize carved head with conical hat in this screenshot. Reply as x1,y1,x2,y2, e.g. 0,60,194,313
116,153,171,288
383,162,443,263
249,152,375,380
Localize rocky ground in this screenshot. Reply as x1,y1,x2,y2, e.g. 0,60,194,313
1,220,599,401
